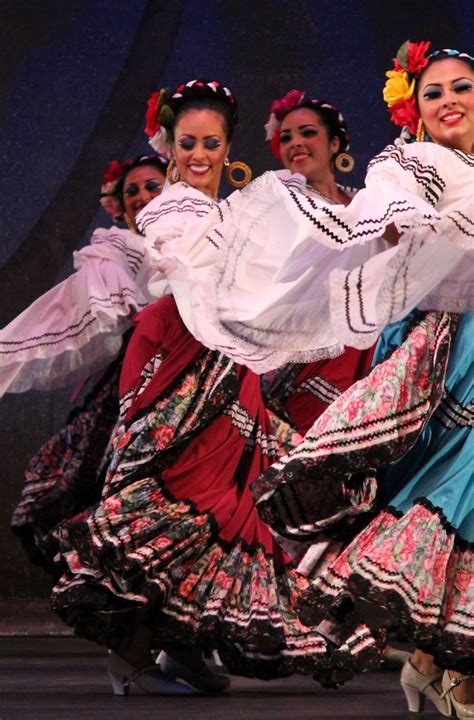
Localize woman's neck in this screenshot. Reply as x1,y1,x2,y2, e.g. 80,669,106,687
307,174,350,205
306,171,341,204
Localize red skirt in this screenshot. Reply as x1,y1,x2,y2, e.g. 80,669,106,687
51,296,378,682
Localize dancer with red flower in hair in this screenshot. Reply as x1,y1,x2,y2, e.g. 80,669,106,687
3,154,167,573
300,41,473,718
131,45,473,715
50,78,372,698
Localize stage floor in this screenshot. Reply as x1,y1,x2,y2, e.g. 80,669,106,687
0,637,440,719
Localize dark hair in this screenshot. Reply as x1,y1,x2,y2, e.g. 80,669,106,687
173,97,236,141
280,99,350,155
115,154,168,199
168,80,238,142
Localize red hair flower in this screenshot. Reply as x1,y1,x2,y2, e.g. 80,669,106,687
271,89,306,120
145,91,160,138
394,40,431,76
388,95,419,135
103,159,124,184
384,40,432,138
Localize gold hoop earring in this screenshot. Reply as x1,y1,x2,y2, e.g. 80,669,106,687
166,158,180,184
334,152,354,173
416,118,426,142
224,158,252,188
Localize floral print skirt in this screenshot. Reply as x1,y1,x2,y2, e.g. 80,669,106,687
262,345,375,436
11,357,122,575
269,311,472,673
50,296,376,682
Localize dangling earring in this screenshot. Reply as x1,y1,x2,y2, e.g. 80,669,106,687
224,158,252,188
334,152,355,173
166,158,180,184
416,118,426,142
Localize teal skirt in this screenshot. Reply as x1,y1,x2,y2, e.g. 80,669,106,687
375,312,473,543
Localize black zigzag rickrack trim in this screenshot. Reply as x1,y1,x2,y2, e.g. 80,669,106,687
449,148,474,167
279,176,304,192
436,392,474,428
367,145,445,207
0,289,138,354
448,210,474,239
350,200,436,240
137,196,215,232
286,188,351,245
91,233,145,277
205,228,223,249
343,264,377,336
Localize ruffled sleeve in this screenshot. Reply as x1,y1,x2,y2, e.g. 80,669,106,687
132,149,472,372
328,143,473,346
136,182,220,299
0,227,155,395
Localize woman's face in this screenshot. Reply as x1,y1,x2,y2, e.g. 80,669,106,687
122,165,165,220
172,109,230,198
278,107,340,184
417,58,474,152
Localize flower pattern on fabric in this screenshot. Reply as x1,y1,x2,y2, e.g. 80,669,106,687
11,358,122,575
300,502,474,673
253,312,454,546
51,298,380,682
268,310,472,672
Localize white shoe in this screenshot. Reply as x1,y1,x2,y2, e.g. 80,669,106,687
400,658,451,715
441,671,474,718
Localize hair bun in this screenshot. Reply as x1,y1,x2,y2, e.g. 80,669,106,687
170,79,238,132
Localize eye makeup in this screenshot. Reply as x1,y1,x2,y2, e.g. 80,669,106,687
123,180,163,197
422,77,473,101
279,125,319,144
177,136,223,150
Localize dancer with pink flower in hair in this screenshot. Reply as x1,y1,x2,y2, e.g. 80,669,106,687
3,154,167,573
261,89,378,438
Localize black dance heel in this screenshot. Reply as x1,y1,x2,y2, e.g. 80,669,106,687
108,651,194,696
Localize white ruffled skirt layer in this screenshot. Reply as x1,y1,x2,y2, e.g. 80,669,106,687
155,172,473,373
0,255,148,395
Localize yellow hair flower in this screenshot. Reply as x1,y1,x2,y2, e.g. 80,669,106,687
383,70,415,107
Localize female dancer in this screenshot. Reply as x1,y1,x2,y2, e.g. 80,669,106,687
264,90,409,671
262,90,376,435
255,43,473,717
50,79,371,697
5,154,167,572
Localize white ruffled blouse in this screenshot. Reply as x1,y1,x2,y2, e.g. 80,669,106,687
0,227,156,394
136,144,473,373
